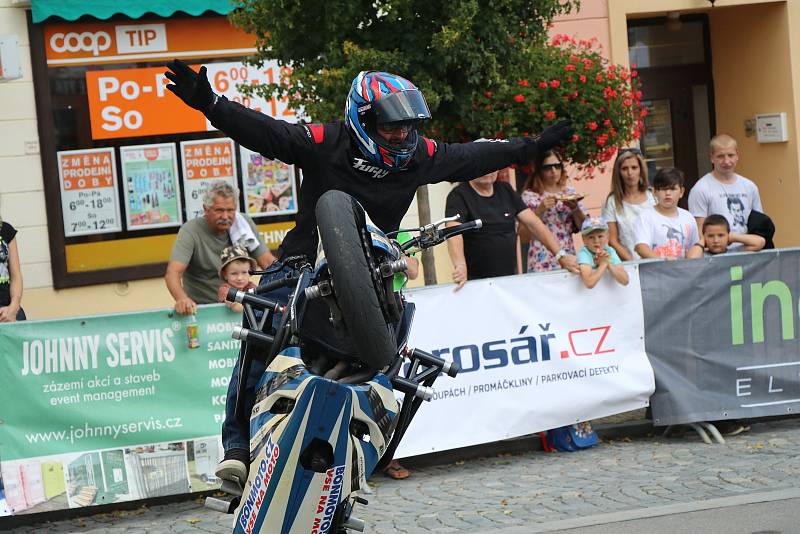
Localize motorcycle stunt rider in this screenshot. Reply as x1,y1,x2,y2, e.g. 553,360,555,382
164,60,579,483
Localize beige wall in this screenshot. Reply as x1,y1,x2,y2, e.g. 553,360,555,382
608,0,800,247
0,1,49,291
710,2,799,247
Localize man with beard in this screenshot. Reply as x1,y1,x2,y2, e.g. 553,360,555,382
165,180,275,315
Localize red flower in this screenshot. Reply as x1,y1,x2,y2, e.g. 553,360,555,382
545,110,556,120
603,119,611,126
579,75,587,83
484,91,493,98
587,121,598,130
623,98,633,107
513,94,525,103
538,81,548,89
564,64,576,72
571,134,580,142
550,80,560,88
518,79,530,87
640,108,648,118
595,74,604,83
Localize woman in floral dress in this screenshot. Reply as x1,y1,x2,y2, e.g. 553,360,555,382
521,150,586,272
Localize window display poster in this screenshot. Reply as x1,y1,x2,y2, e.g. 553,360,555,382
57,148,123,237
239,146,298,217
180,138,237,220
120,143,182,230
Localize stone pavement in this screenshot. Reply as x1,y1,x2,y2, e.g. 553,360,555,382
4,415,800,534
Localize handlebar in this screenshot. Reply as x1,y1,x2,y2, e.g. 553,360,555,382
399,218,483,253
439,219,483,241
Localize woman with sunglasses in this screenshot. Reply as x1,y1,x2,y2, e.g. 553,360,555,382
521,150,586,272
601,149,656,261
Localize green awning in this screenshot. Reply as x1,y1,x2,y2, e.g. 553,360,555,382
31,0,236,23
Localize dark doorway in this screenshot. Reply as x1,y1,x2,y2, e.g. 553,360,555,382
628,14,715,205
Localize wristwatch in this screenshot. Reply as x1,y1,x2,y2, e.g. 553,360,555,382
553,249,567,262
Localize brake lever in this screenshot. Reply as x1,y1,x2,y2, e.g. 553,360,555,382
426,214,460,230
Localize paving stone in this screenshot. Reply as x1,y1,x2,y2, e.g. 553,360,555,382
5,418,800,533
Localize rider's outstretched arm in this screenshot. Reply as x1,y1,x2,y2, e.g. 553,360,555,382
165,59,316,165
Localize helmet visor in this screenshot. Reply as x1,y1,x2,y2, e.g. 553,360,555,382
373,89,431,125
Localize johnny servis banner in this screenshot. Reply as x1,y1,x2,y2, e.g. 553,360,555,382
0,305,238,516
395,266,655,458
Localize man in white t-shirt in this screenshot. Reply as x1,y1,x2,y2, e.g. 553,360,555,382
635,167,700,260
688,134,763,239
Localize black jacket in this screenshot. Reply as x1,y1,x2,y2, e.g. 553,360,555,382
208,96,539,260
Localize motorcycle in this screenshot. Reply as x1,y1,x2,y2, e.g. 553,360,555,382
206,190,481,533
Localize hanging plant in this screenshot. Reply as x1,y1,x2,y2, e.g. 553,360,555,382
472,35,644,178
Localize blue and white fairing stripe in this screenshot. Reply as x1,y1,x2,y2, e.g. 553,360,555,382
234,347,398,534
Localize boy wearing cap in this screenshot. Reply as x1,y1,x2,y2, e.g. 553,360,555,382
577,217,629,289
219,245,257,313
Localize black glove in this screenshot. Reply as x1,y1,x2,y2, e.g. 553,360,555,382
536,120,574,153
164,59,216,112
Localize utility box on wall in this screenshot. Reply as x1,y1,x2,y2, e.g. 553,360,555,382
0,34,23,81
755,112,789,143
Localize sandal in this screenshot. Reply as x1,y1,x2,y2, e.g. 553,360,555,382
383,460,410,480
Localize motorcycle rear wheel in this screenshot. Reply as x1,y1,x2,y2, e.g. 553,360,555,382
316,190,396,370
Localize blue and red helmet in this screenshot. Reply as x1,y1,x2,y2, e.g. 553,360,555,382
345,71,431,171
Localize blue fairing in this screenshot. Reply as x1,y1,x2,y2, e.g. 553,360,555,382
239,346,398,533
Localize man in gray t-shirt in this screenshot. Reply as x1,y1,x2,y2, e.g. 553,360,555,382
165,181,274,314
688,134,763,239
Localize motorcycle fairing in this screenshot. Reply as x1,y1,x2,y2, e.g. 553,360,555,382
233,347,399,534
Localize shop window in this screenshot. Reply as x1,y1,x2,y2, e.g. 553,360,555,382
29,14,300,288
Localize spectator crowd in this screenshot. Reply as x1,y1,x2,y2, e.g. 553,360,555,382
0,131,776,474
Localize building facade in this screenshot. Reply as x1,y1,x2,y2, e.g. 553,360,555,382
1,0,798,319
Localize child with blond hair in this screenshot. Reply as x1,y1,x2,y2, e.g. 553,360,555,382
577,218,629,289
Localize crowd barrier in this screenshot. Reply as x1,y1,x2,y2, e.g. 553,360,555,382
642,247,800,425
1,247,797,517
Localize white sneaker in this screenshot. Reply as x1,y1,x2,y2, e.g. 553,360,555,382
215,458,247,484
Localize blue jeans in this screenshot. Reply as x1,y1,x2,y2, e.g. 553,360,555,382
222,260,296,453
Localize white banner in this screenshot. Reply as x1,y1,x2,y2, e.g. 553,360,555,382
395,266,655,458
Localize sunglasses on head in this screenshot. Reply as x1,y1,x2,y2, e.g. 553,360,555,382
619,147,643,156
540,162,563,171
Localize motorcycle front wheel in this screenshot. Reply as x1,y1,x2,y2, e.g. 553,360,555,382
316,190,396,370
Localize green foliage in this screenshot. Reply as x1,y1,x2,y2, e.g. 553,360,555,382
229,1,644,175
230,0,579,137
